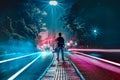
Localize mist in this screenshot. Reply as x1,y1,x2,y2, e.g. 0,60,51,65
0,40,36,56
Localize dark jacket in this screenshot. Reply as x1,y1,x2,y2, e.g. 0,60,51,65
56,37,64,47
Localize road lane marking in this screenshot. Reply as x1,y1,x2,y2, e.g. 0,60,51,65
37,52,54,80
8,55,41,80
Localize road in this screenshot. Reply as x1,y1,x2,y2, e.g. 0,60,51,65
68,50,120,80
69,48,120,63
0,49,120,80
0,51,53,80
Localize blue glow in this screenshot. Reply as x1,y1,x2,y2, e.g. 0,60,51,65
41,51,48,57
90,53,101,58
94,29,97,33
74,42,78,46
8,55,41,80
0,40,36,54
90,26,102,37
37,52,54,79
40,0,64,33
0,52,40,63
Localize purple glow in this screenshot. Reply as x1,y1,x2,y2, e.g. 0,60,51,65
69,54,97,71
72,51,120,74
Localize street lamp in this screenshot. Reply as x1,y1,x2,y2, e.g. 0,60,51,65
49,1,58,6
93,29,97,33
90,26,101,47
92,29,98,36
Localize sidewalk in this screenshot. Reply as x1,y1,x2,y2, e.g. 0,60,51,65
42,53,80,80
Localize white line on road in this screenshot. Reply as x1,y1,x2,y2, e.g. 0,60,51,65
8,55,41,80
0,52,40,64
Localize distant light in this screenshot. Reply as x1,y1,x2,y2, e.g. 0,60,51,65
67,43,70,46
94,29,97,33
70,40,73,43
41,51,47,56
49,1,58,6
74,42,78,46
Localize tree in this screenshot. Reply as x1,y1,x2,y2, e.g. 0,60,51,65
62,0,120,48
0,0,47,41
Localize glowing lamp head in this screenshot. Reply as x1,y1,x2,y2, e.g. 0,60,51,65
49,1,58,6
94,29,97,33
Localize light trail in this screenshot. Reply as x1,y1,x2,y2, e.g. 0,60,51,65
68,48,120,53
72,51,120,74
0,52,40,64
8,55,41,80
73,51,120,67
0,53,17,57
37,52,54,80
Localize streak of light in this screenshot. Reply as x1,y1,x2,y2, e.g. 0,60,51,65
0,53,17,57
39,38,54,45
57,5,65,10
72,51,120,74
0,52,40,64
37,52,54,80
68,48,120,53
73,51,120,67
8,55,41,80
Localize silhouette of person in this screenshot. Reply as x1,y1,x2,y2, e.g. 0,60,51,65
56,33,65,61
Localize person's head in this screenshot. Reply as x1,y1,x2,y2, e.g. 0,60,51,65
58,33,62,37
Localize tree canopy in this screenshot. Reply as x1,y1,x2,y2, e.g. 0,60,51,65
62,0,120,48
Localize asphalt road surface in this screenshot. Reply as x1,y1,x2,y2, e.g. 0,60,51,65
0,51,53,80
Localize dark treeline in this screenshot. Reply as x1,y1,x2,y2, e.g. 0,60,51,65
0,0,46,41
0,0,47,54
62,0,120,48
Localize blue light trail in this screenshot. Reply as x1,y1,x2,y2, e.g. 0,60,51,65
0,52,40,64
8,55,42,80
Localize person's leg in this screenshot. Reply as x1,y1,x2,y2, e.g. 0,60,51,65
61,47,64,61
57,47,60,61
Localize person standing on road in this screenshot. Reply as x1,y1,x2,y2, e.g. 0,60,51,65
56,33,65,61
